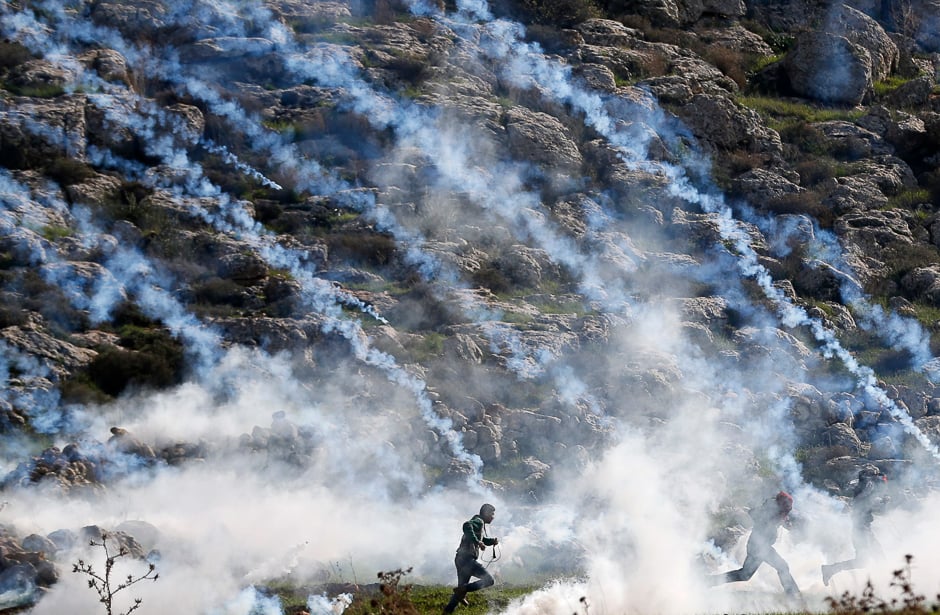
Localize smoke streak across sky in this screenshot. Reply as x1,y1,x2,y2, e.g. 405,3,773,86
2,1,940,615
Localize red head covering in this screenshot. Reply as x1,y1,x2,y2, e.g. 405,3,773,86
775,491,793,514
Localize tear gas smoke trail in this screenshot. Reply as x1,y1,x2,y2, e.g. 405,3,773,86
442,6,940,460
729,198,938,379
202,140,283,191
3,0,604,391
666,171,940,458
0,167,223,379
48,74,484,478
0,3,399,328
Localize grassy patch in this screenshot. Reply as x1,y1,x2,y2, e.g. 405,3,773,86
2,82,66,98
908,302,940,330
887,187,932,210
526,294,592,316
737,96,865,131
404,331,446,362
749,53,786,73
264,570,542,615
872,75,913,98
40,224,72,241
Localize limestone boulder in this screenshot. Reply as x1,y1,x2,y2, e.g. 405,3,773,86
504,107,582,171
828,4,898,81
785,32,873,105
77,49,129,85
674,94,782,154
901,266,940,306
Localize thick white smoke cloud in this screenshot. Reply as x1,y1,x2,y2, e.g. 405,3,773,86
3,0,940,614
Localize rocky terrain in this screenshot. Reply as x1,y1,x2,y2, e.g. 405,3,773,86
2,0,940,612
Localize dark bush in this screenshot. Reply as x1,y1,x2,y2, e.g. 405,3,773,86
191,277,251,307
87,328,184,396
328,232,397,267
93,181,164,232
471,261,512,294
0,41,33,71
59,376,111,405
0,304,28,328
506,0,601,27
45,156,96,187
778,122,831,157
384,55,429,85
764,188,837,228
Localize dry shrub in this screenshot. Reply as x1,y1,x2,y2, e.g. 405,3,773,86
794,157,852,187
779,122,831,156
826,555,938,615
703,46,749,88
328,232,397,267
765,188,837,228
0,41,34,70
345,569,420,615
635,49,670,79
511,0,602,27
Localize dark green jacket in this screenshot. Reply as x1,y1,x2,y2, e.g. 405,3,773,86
456,514,497,559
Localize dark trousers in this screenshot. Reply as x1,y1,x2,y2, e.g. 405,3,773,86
443,553,494,613
710,539,800,596
823,525,883,577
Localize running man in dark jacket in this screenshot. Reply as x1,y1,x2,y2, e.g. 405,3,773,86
443,503,499,613
821,469,889,586
707,491,801,596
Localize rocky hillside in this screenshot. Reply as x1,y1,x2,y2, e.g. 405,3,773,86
2,0,940,612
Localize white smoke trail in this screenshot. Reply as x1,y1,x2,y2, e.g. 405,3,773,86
0,168,222,376
435,5,940,460
14,0,604,395
6,3,940,615
0,9,486,480
0,75,480,505
727,194,937,378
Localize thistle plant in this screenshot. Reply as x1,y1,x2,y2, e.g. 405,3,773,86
72,531,159,615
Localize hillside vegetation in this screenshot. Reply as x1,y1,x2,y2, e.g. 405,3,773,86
2,0,940,613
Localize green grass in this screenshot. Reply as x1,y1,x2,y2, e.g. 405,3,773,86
40,224,72,241
2,82,66,98
873,75,913,97
909,302,940,330
526,294,593,316
887,188,932,210
496,310,536,325
737,96,865,132
408,583,537,614
749,53,785,73
264,574,541,615
405,331,446,362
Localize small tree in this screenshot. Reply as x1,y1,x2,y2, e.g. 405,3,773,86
72,532,159,615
